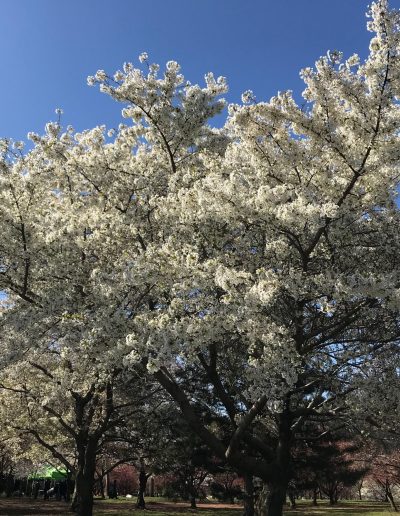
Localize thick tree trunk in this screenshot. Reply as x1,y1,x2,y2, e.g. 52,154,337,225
190,493,197,509
255,483,287,516
136,467,148,509
243,474,255,516
71,479,94,516
256,410,291,516
266,484,287,516
70,442,96,516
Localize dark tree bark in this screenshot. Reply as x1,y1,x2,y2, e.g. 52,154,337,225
266,484,287,516
95,467,106,499
312,487,318,506
70,440,97,516
136,463,150,510
65,471,72,502
260,410,291,516
243,474,255,516
325,483,338,506
99,476,105,499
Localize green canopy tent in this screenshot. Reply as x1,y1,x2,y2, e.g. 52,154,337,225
28,467,68,480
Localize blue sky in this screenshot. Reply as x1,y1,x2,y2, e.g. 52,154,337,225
1,0,400,141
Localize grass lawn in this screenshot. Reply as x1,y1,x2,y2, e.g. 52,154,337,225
0,497,395,515
94,497,240,515
93,499,394,515
284,500,392,516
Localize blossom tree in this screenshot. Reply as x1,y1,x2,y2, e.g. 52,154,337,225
112,2,400,515
0,57,228,516
1,2,400,516
0,351,164,512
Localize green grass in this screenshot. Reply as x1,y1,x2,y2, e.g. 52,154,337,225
93,497,240,515
96,496,171,502
284,500,392,515
92,499,394,516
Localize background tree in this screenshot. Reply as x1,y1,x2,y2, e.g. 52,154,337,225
312,441,367,505
210,471,243,504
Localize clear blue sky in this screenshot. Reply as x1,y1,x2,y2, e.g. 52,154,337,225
2,0,400,141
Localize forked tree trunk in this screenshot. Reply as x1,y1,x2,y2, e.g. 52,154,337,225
328,484,338,506
70,442,97,516
385,480,398,512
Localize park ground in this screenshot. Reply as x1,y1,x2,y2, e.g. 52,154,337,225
0,498,394,516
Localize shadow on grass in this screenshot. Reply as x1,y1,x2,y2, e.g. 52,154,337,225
284,501,391,516
95,503,240,516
